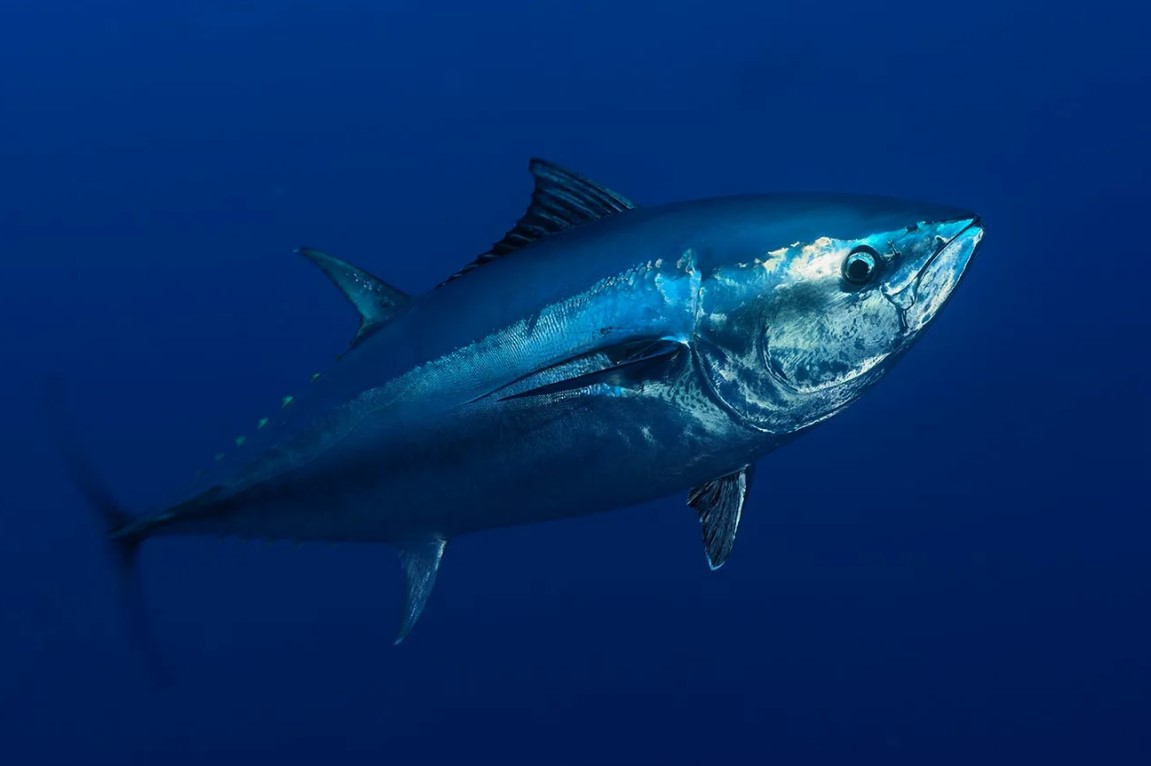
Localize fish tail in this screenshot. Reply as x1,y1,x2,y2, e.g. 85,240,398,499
43,376,173,688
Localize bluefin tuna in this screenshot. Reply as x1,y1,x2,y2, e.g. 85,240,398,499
67,159,983,654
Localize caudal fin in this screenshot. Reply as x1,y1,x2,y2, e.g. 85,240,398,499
44,377,173,687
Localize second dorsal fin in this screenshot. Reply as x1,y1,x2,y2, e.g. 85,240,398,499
437,158,638,287
297,248,412,349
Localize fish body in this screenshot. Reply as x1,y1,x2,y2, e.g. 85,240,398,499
72,160,984,644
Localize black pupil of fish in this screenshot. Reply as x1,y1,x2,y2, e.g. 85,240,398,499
847,256,872,281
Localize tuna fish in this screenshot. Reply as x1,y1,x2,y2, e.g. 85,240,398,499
65,159,983,658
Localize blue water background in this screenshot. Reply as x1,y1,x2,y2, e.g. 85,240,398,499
1,1,1148,763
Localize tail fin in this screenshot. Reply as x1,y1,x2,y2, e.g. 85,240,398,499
43,377,173,688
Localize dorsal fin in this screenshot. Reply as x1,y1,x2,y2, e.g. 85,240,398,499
437,158,638,287
297,248,411,348
394,539,447,644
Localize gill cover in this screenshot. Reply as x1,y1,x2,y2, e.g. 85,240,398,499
695,210,981,434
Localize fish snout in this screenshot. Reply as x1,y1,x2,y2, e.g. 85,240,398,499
888,217,983,332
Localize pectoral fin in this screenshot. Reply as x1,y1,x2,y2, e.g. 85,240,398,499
688,465,754,570
495,338,687,402
394,539,447,644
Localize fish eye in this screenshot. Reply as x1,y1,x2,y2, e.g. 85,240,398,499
843,246,881,285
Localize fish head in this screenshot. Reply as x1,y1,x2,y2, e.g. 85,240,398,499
694,195,983,435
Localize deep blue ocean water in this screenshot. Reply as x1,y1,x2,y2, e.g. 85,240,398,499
2,1,1148,763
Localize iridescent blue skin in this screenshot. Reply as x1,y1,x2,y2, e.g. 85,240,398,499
124,193,982,546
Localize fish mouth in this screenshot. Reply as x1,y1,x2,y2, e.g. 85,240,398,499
896,217,984,332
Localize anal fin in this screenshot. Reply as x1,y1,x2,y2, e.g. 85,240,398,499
688,465,754,570
394,539,447,644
